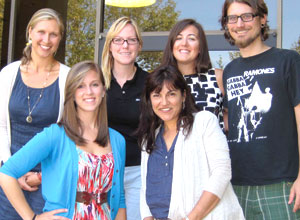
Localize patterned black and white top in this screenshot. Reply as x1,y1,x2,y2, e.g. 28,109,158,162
183,69,224,129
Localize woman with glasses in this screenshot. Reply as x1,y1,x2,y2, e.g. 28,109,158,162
102,17,148,220
161,19,227,131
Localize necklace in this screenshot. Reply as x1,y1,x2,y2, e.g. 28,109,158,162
26,63,53,123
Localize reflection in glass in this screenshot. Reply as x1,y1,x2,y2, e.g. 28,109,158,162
104,0,180,32
138,51,163,71
175,0,276,31
66,0,96,66
283,0,300,50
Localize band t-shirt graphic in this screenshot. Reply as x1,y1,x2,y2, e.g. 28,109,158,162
227,69,274,143
223,47,300,185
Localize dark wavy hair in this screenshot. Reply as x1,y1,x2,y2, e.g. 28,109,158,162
220,0,270,45
161,19,212,74
136,65,197,154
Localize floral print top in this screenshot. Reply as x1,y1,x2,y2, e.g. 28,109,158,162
72,148,114,220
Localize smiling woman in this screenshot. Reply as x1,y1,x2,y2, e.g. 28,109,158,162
75,70,105,115
136,65,245,219
29,19,62,59
161,19,227,131
0,60,126,219
101,17,148,220
0,8,70,219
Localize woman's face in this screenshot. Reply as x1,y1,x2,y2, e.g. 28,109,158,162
74,70,105,115
29,19,61,59
109,24,141,67
150,82,185,126
172,25,200,67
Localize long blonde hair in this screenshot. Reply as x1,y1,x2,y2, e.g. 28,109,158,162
101,17,143,89
21,8,64,65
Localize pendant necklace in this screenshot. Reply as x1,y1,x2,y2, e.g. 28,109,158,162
26,63,53,123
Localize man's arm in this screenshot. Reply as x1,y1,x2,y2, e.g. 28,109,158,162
288,103,300,212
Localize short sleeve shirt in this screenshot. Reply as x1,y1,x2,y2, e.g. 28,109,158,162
223,47,300,185
107,64,148,166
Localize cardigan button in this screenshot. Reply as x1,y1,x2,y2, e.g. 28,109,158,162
112,194,115,198
116,169,119,173
112,208,114,212
113,182,116,185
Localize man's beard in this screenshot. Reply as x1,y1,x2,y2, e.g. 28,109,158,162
233,30,261,49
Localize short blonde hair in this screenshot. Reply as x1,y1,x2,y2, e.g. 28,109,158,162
21,8,64,65
101,17,143,88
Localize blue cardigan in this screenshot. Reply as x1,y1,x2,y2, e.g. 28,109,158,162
0,124,126,219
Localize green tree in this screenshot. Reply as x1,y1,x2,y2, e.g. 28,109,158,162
65,0,180,69
216,55,224,69
66,0,97,66
229,51,240,60
0,0,4,59
292,36,300,54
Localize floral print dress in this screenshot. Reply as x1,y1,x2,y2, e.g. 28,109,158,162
72,147,114,220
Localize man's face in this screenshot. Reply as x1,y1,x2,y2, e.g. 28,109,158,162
226,2,266,49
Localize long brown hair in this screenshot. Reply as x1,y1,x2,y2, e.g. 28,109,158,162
136,65,197,154
220,0,270,45
161,19,212,74
59,61,109,147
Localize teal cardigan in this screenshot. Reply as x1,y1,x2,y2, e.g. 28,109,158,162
0,124,126,219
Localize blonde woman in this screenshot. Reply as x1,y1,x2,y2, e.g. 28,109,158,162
0,61,126,219
0,8,69,218
102,17,148,220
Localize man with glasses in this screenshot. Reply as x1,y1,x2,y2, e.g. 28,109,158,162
220,0,300,219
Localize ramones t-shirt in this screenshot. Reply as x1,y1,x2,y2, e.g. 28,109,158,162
223,47,300,185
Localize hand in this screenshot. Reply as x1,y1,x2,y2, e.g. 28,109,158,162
36,209,69,219
26,172,41,187
17,172,39,191
289,178,300,212
143,217,154,220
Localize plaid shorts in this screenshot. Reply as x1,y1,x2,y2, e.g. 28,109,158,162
233,182,300,220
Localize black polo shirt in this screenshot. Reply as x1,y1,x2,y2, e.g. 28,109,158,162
107,64,148,166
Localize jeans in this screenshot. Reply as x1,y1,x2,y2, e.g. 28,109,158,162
124,165,142,220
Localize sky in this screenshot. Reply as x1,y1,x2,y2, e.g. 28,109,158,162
173,0,300,67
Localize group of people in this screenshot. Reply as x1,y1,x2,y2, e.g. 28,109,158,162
0,0,299,219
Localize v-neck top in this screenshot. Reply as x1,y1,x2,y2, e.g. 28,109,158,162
146,126,178,219
9,68,59,172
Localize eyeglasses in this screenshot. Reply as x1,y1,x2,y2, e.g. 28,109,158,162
112,37,139,45
226,13,258,24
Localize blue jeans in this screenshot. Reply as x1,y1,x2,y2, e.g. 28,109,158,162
124,165,142,220
0,184,44,219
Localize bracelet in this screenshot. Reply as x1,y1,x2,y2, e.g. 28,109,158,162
185,216,190,220
36,172,42,181
32,214,37,220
